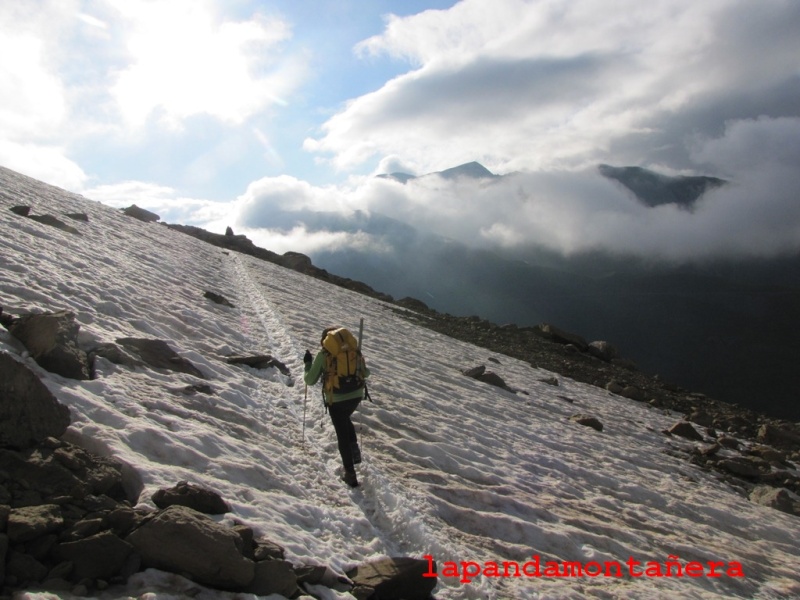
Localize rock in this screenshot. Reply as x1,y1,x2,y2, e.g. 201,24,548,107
6,551,48,584
0,441,126,504
461,365,512,391
569,414,604,432
10,205,31,217
122,205,160,223
56,531,135,581
253,538,286,561
7,505,64,544
606,380,624,395
347,557,437,600
477,371,512,391
587,341,618,362
152,481,230,515
227,355,290,376
281,251,313,272
0,354,71,448
666,421,704,442
749,485,798,516
688,410,714,428
748,445,788,465
461,365,486,379
27,215,81,235
718,436,741,450
537,323,588,350
116,338,205,378
126,505,254,590
757,424,800,450
621,386,646,402
539,376,559,386
245,560,299,597
64,213,89,222
225,226,234,236
203,291,235,308
611,358,638,371
8,311,91,380
0,533,7,584
716,458,764,478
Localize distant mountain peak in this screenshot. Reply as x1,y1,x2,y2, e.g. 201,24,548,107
436,161,498,180
376,161,498,184
599,164,726,210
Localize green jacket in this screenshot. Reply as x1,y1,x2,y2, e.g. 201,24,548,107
304,350,370,404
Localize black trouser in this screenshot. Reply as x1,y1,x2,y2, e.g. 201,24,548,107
329,397,361,472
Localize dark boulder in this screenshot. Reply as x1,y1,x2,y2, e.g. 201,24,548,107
666,421,704,442
122,204,160,223
152,481,230,515
126,505,254,590
537,323,588,350
0,354,71,448
347,557,437,600
116,337,205,378
204,291,235,308
569,414,604,432
8,311,91,380
227,354,290,376
27,214,81,235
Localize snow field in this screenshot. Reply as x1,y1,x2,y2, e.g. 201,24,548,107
1,167,799,599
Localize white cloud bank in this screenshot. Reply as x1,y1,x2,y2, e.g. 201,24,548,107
307,0,800,177
239,115,800,263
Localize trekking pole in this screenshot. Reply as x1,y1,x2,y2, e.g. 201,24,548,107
302,383,308,448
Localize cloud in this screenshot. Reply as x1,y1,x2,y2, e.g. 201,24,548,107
240,114,800,264
110,0,300,129
0,23,66,141
82,179,230,226
0,141,87,191
309,0,800,175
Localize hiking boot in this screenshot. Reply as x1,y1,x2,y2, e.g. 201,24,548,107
342,470,359,488
351,442,362,465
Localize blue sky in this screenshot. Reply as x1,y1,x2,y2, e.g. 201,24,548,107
2,0,800,261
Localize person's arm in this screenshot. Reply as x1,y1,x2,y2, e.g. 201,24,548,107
304,351,325,386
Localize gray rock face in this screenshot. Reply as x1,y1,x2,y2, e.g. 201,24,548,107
347,557,437,600
0,353,71,448
152,481,230,515
8,311,91,380
126,505,255,590
116,337,205,378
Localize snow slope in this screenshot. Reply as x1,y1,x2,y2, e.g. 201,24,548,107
1,165,799,600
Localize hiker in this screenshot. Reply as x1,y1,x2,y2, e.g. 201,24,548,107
304,326,370,487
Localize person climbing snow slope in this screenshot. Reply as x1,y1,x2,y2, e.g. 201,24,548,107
304,326,370,487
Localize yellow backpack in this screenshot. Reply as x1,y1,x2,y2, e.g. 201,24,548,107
322,327,364,397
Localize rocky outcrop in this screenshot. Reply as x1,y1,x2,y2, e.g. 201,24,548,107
0,351,440,598
115,338,205,379
666,421,704,442
126,505,254,590
122,205,160,223
167,224,394,303
227,354,291,377
0,354,70,448
347,557,437,600
151,481,229,515
203,290,235,308
569,414,604,432
7,206,81,235
8,311,91,380
461,365,514,392
537,323,588,350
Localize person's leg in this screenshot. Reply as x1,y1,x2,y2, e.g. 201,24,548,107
328,398,361,473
